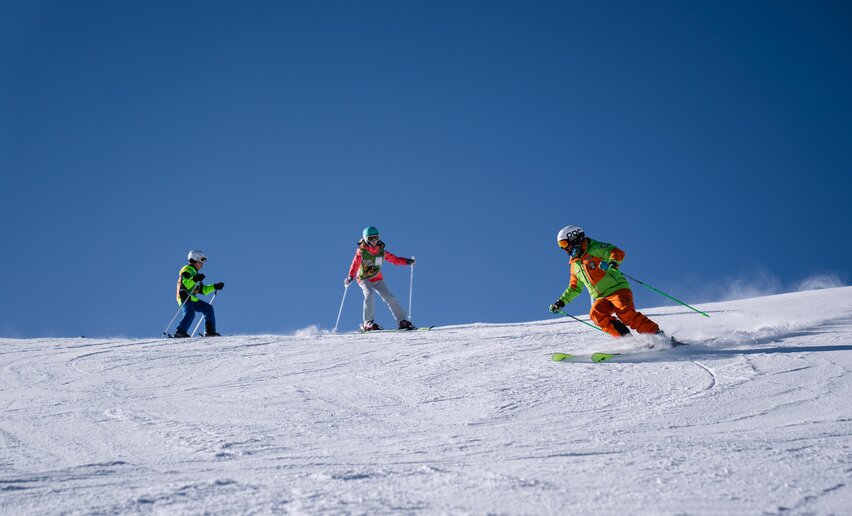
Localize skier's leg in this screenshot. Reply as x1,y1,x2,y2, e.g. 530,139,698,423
197,300,216,333
176,301,197,334
359,280,376,323
611,289,659,334
372,280,408,322
590,298,625,337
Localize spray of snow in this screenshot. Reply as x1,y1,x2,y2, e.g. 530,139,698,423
691,268,846,304
692,266,784,303
794,273,845,291
293,325,331,337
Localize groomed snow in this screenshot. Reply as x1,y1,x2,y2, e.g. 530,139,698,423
2,287,851,514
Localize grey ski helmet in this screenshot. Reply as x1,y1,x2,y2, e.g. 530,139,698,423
187,250,208,263
556,225,584,251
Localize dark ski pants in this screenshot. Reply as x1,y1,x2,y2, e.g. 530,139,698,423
176,299,216,334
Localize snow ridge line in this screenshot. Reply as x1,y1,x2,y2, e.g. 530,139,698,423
687,359,717,396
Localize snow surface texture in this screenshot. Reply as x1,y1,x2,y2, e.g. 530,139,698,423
1,287,851,514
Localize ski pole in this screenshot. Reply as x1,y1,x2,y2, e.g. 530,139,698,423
408,256,415,320
191,290,219,337
556,309,606,333
333,283,350,333
162,283,202,337
162,303,185,337
622,272,709,318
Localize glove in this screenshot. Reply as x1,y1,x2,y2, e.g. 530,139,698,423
214,282,224,290
344,276,353,286
550,299,565,313
193,273,206,283
406,258,416,265
600,261,619,271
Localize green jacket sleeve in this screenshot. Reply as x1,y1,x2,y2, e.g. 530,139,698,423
181,270,201,291
559,284,583,304
559,264,584,304
180,266,214,300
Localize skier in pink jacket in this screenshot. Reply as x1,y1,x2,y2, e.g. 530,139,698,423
346,226,416,331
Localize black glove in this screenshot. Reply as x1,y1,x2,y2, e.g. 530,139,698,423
214,282,224,290
344,276,354,286
406,258,416,265
193,273,206,283
550,299,565,313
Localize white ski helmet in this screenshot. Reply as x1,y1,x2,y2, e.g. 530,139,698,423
187,250,208,263
556,225,584,249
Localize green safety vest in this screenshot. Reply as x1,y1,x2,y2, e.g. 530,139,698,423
176,264,214,304
358,243,386,281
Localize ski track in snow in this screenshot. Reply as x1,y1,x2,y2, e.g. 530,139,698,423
1,287,851,514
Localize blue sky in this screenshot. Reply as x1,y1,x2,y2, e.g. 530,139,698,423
1,1,850,337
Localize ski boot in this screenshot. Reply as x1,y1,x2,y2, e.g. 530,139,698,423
611,320,632,337
360,320,382,332
398,320,416,331
204,322,221,337
664,331,686,347
172,330,191,338
654,330,686,348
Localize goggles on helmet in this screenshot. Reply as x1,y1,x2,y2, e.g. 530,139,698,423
558,239,571,249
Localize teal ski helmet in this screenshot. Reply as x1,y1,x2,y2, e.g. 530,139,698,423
362,226,380,240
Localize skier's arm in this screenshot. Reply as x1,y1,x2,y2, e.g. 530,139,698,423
608,246,625,266
559,272,584,304
181,269,215,295
347,250,362,279
383,250,411,266
181,270,203,291
596,242,625,266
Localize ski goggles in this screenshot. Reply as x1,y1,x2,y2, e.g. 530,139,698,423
367,235,380,243
558,239,571,249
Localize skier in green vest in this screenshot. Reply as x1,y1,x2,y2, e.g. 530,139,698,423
346,226,416,331
173,250,224,338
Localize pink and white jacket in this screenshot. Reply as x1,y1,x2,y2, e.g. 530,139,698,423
348,240,410,283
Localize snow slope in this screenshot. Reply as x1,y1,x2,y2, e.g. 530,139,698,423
2,287,851,514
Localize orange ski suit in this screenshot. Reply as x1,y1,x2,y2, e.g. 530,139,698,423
557,238,659,338
590,288,659,337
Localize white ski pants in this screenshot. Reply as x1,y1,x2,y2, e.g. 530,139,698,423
359,279,407,323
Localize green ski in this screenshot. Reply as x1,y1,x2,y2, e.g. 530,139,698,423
551,352,621,363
